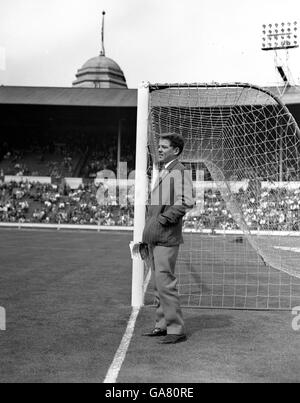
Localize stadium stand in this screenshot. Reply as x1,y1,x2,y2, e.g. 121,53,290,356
1,178,299,231
0,180,135,226
0,131,135,180
183,186,300,232
0,132,84,178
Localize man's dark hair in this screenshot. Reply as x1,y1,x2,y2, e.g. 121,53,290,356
159,133,185,156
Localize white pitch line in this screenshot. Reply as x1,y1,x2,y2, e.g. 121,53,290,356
103,268,151,383
273,246,300,253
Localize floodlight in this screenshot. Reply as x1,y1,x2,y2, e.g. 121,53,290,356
261,20,299,50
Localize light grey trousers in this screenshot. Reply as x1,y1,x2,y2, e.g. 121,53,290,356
148,245,185,335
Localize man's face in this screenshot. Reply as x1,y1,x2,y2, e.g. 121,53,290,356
158,139,179,164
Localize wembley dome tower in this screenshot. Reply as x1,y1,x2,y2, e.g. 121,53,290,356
72,12,127,88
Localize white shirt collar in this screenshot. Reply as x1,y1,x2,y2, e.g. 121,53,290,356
164,159,177,170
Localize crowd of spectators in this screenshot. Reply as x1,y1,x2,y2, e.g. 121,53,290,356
1,139,78,178
83,141,135,178
84,147,117,178
0,179,299,232
1,132,136,180
183,186,300,232
0,180,134,226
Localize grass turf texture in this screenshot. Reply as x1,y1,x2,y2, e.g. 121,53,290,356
118,307,300,383
0,229,132,383
176,234,300,309
0,228,299,383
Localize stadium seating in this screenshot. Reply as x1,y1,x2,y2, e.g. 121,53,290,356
0,180,134,226
1,179,299,231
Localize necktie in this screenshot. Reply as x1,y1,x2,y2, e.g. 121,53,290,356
151,167,166,191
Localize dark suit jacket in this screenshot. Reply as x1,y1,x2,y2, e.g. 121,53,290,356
142,159,194,246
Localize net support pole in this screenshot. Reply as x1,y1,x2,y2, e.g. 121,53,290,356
117,117,122,181
131,82,150,307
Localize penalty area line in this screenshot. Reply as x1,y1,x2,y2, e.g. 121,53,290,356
273,246,300,253
103,269,151,383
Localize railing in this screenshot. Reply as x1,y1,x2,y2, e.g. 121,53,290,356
1,222,300,238
0,222,133,231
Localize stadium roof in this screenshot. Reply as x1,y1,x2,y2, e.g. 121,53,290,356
266,85,300,105
0,85,299,107
0,86,137,107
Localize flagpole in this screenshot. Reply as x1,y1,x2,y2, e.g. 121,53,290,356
101,11,106,56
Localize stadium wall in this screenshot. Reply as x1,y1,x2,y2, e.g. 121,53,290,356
4,176,52,185
0,222,299,237
0,222,133,231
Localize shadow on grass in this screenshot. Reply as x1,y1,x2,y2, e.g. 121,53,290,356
185,314,233,336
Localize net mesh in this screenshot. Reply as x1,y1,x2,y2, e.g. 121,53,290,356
146,83,300,310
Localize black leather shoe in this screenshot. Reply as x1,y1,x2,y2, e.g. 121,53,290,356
158,334,187,344
142,328,167,337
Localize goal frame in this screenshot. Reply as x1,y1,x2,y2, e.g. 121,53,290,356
131,82,150,307
131,81,300,308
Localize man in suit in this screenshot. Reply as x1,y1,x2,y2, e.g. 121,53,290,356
142,133,194,344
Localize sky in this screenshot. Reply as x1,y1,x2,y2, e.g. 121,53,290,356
0,0,299,88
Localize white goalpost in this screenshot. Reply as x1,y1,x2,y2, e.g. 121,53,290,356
132,81,300,310
131,82,150,307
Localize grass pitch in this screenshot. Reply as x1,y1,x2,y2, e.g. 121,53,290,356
176,233,300,309
0,228,299,383
0,229,132,383
118,307,300,383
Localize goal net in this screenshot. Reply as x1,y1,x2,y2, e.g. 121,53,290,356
134,82,300,310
